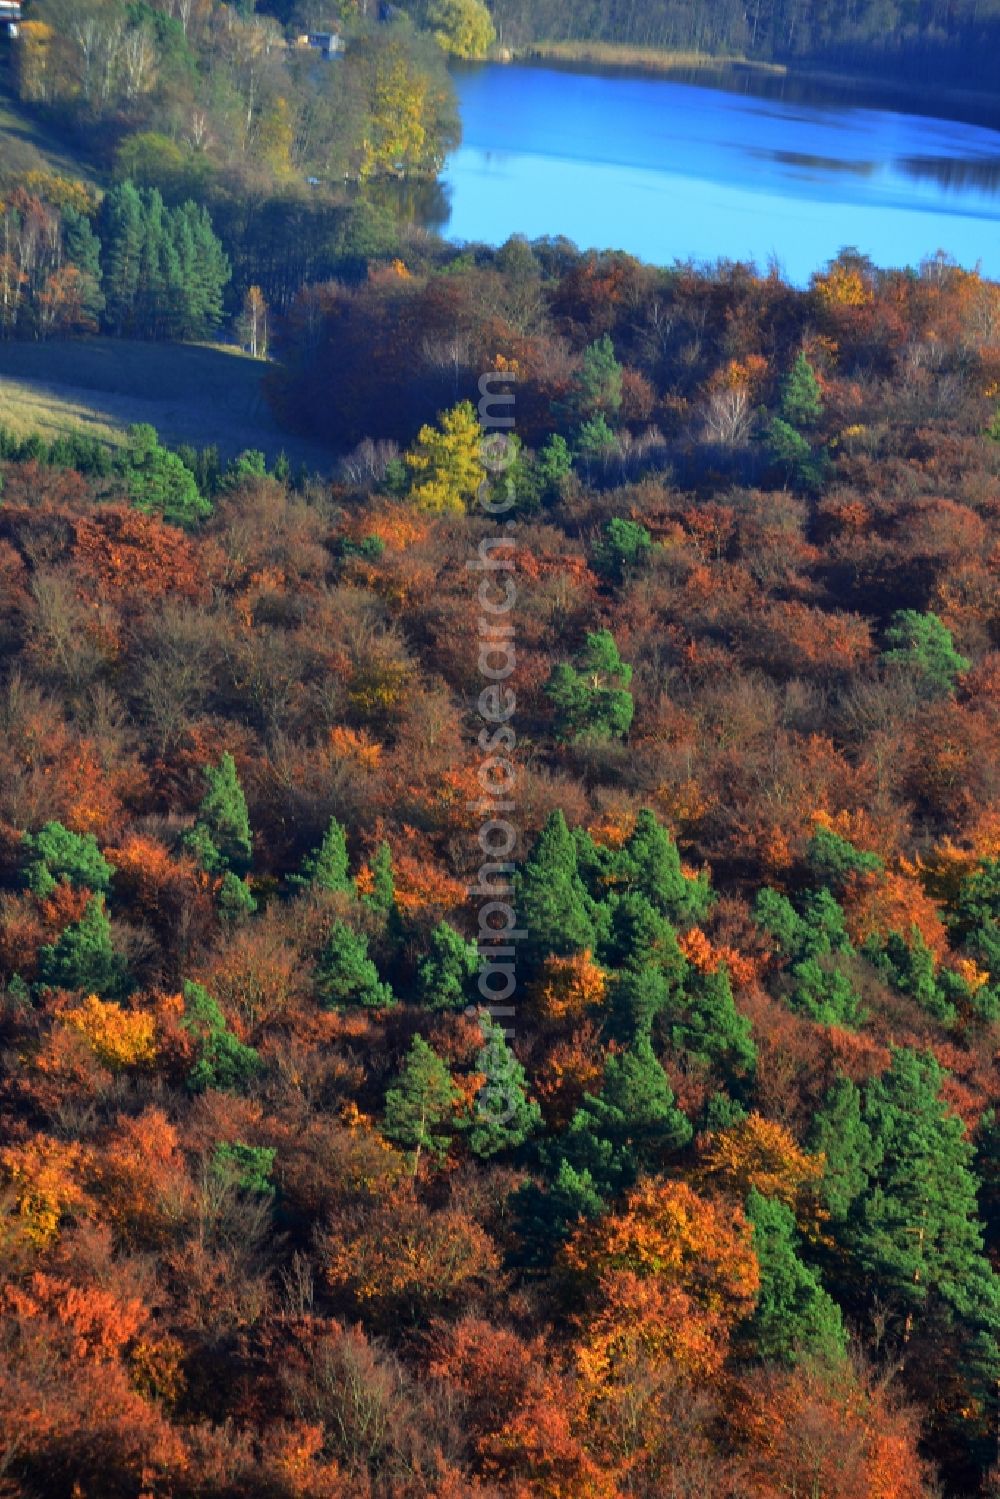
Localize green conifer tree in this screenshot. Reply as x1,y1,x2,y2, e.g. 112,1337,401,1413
121,424,212,529
806,826,883,892
416,921,480,1010
950,859,1000,1012
290,818,351,893
615,808,713,925
780,352,823,428
218,873,257,922
609,963,673,1041
181,981,262,1093
37,895,126,996
21,821,115,897
529,433,573,506
184,752,252,876
100,181,145,334
544,629,634,742
808,1075,876,1224
314,919,394,1009
383,1034,461,1171
567,333,623,420
62,207,105,326
881,610,970,698
745,1189,847,1364
755,886,863,1027
514,810,596,965
513,1157,607,1265
365,841,396,914
564,1036,692,1190
669,964,757,1088
592,516,652,585
467,1016,542,1158
210,1141,275,1195
850,1049,1000,1392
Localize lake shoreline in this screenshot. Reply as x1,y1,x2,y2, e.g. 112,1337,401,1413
508,41,786,78
506,40,1000,129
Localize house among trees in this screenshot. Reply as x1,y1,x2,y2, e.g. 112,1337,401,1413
294,30,344,59
0,0,21,38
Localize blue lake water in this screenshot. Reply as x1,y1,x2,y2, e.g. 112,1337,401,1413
438,63,1000,282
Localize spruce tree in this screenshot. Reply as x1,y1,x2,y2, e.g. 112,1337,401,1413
568,1036,691,1185
135,187,176,337
100,181,145,334
609,963,673,1041
181,981,261,1094
315,920,394,1009
184,752,252,876
383,1035,461,1170
780,352,823,428
62,207,105,327
745,1189,847,1364
850,1048,1000,1390
165,204,197,339
185,201,229,335
467,1016,542,1158
290,817,351,893
600,892,688,1004
615,808,713,925
669,964,757,1088
364,841,396,914
808,1075,876,1224
37,895,126,996
416,921,480,1010
514,810,595,965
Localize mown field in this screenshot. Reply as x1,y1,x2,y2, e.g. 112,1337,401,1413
0,337,337,470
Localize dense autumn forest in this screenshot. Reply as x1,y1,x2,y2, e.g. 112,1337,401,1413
1,237,1000,1496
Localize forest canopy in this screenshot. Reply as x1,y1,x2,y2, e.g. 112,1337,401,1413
1,236,1000,1494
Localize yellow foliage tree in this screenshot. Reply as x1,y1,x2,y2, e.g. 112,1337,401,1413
813,263,874,308
696,1112,825,1235
404,400,485,514
256,97,294,177
21,171,94,216
17,21,54,103
0,1135,88,1248
427,0,495,58
530,949,608,1024
357,37,453,180
63,995,157,1071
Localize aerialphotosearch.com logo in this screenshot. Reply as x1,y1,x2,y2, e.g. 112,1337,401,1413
467,369,522,1127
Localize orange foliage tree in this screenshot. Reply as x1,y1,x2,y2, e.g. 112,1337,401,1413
560,1178,760,1384
695,1112,825,1234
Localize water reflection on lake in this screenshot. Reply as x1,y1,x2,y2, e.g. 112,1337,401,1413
409,62,1000,282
